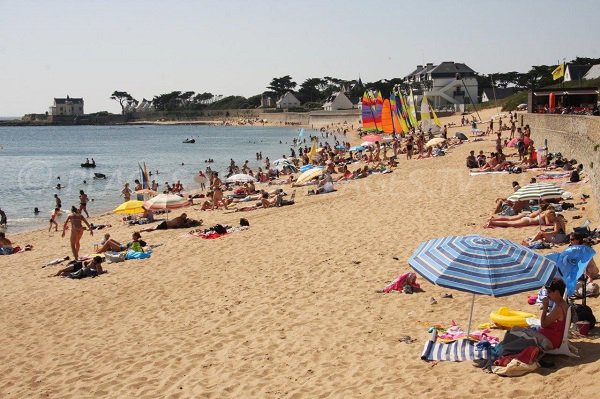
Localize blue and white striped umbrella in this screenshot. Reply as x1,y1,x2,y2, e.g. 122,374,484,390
409,235,557,297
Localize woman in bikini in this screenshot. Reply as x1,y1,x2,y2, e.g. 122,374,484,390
62,206,93,260
211,172,224,210
486,206,556,228
522,214,567,245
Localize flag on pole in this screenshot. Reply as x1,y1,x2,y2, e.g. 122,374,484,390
552,63,565,80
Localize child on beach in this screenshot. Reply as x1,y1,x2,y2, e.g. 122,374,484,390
49,208,60,232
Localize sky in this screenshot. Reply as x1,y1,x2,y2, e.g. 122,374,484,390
1,0,599,116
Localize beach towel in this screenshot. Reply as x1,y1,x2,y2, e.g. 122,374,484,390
469,171,509,176
536,171,570,180
420,330,490,362
381,272,420,293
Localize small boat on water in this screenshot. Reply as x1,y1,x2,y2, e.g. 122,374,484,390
94,173,106,179
183,138,196,144
81,163,96,168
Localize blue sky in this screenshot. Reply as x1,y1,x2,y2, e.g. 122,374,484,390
1,0,598,115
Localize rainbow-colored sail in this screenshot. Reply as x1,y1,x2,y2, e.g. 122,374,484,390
374,91,383,130
381,99,394,134
390,93,409,133
361,92,376,131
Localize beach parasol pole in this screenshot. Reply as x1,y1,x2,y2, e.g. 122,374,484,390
466,293,476,338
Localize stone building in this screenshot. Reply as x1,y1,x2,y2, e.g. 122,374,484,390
49,95,84,116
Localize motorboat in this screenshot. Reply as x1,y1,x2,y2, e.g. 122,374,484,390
183,138,196,144
81,163,96,168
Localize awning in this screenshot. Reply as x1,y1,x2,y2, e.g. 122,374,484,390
534,90,598,96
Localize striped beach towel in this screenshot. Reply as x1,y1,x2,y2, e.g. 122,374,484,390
420,330,490,362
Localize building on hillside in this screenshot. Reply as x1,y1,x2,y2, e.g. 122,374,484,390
49,95,84,116
322,92,354,111
481,87,518,103
276,92,301,109
403,61,478,110
582,64,600,80
564,65,593,82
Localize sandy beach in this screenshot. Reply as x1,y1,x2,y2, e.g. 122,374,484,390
2,107,599,398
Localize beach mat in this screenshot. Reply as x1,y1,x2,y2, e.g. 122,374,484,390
469,171,509,176
421,330,489,362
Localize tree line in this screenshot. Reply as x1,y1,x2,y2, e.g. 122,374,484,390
110,56,600,114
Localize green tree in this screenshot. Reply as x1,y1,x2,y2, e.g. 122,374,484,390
267,75,297,96
110,91,136,114
152,91,182,111
297,78,326,103
247,94,262,108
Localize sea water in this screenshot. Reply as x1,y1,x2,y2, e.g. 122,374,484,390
0,124,326,233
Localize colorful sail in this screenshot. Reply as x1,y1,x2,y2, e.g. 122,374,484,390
139,162,150,189
374,91,383,131
430,101,441,127
361,92,376,131
389,94,407,134
381,99,394,134
420,96,432,132
407,88,418,127
397,90,413,129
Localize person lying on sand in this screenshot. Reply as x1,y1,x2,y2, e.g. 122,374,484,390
96,232,146,253
486,205,556,228
0,232,13,255
54,256,104,277
140,213,202,232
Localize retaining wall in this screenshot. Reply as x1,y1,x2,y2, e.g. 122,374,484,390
522,113,600,216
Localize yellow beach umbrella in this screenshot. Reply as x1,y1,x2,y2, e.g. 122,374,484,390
113,200,145,214
295,167,324,185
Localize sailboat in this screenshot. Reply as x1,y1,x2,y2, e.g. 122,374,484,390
419,95,441,133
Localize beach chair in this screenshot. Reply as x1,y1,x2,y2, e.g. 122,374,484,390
545,305,579,357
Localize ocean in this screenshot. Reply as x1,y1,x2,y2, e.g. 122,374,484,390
0,124,323,233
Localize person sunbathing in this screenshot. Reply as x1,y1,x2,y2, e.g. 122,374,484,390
140,213,202,232
0,232,13,255
96,233,126,253
522,214,567,245
479,152,499,171
486,206,556,228
54,256,104,277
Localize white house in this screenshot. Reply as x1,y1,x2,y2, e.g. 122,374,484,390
322,92,354,111
49,95,84,116
404,62,479,109
276,92,301,109
481,88,517,103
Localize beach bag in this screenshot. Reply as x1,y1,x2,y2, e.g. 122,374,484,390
575,281,600,298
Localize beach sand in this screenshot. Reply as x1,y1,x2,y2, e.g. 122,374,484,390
2,107,600,398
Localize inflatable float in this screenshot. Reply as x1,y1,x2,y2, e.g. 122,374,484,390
490,307,536,328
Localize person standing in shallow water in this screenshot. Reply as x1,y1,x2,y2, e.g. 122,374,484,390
62,206,93,260
79,190,90,217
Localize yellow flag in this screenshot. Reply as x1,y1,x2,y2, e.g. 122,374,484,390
552,63,565,80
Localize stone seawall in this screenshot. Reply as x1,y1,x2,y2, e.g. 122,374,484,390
259,110,361,127
522,113,600,217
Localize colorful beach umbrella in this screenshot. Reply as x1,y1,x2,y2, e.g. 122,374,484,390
295,167,324,185
143,193,191,210
113,200,145,215
507,137,532,148
507,182,564,202
225,174,257,183
409,234,557,333
362,133,382,143
361,141,376,148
